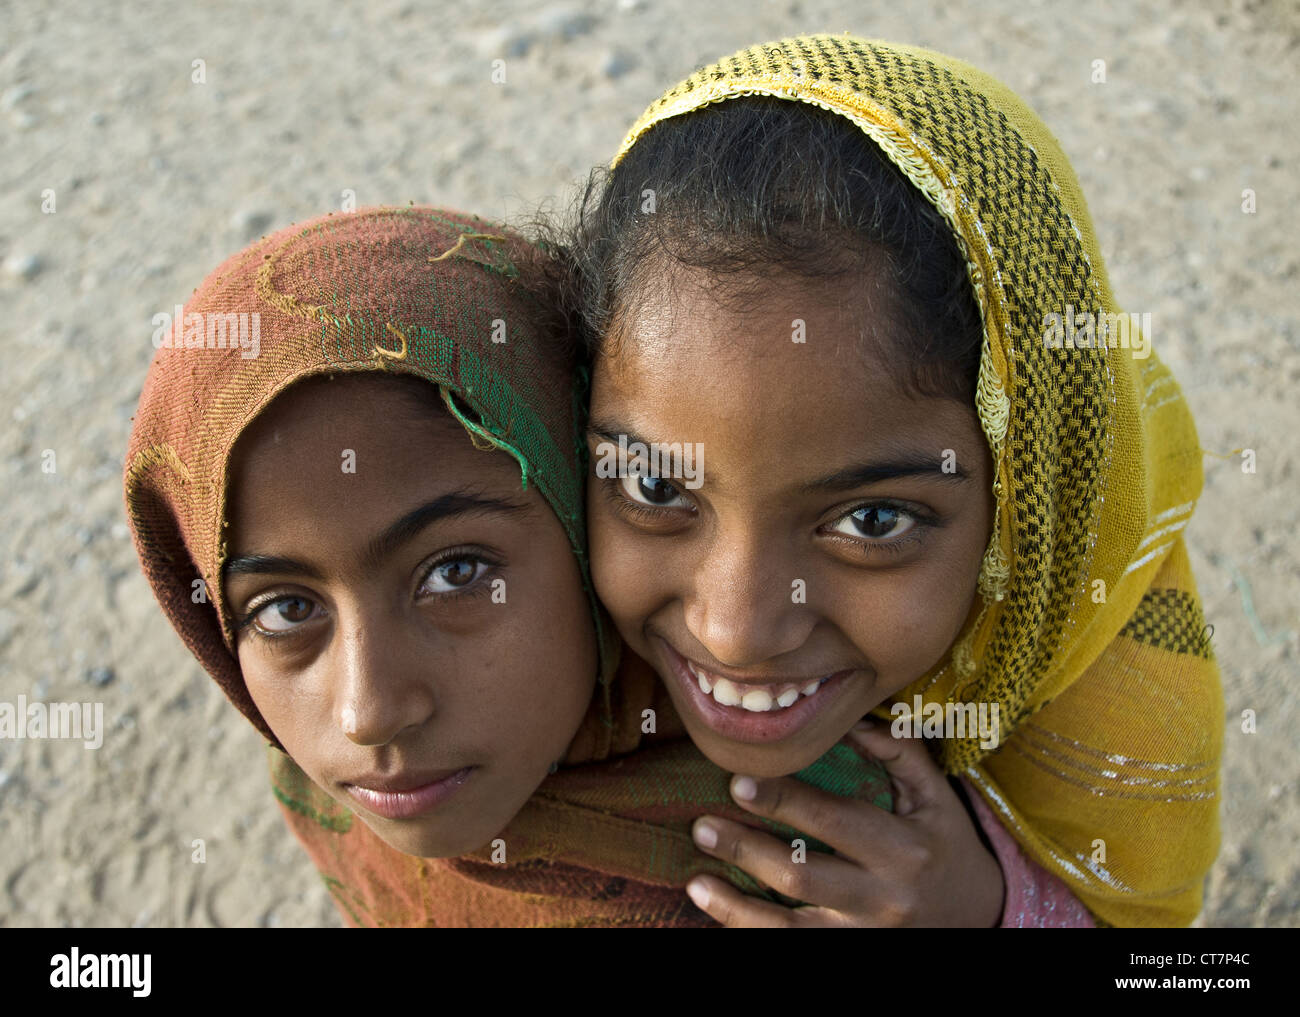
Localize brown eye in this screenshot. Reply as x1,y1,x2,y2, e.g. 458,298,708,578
420,557,487,595
830,505,916,541
253,595,320,633
618,472,686,508
440,560,475,586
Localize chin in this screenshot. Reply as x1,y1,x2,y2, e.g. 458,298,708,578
684,724,834,779
360,818,500,860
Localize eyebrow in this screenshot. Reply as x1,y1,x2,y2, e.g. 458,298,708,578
587,424,970,491
588,426,655,451
221,490,532,580
222,554,323,580
802,454,971,492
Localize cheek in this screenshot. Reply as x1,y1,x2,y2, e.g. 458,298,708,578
587,495,670,629
832,554,982,679
239,654,335,777
470,550,597,744
240,657,293,734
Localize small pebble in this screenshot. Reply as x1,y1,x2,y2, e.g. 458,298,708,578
603,49,637,79
538,7,596,40
0,83,34,109
480,26,534,58
8,562,40,597
230,209,273,236
4,253,41,280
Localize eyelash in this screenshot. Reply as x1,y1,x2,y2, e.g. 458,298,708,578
602,474,695,523
236,548,502,641
819,503,933,557
236,595,311,642
415,547,502,602
600,476,936,557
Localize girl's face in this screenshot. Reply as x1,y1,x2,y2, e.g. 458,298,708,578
587,266,994,777
224,374,596,857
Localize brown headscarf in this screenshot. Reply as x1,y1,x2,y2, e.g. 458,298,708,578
125,205,617,751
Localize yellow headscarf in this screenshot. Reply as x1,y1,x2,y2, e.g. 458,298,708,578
612,34,1222,927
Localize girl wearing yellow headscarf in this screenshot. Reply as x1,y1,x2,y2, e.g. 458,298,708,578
575,34,1222,927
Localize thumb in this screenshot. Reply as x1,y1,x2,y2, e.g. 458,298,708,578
846,719,948,817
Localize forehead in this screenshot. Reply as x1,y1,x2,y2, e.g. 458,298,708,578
236,374,512,467
595,268,984,485
239,372,441,442
227,374,533,538
622,269,864,368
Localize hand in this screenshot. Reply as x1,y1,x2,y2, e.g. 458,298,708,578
685,719,1006,927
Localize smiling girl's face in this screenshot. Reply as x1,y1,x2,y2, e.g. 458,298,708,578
224,373,596,858
587,266,994,777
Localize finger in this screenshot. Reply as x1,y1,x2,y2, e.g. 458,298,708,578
846,719,952,816
685,874,843,928
719,776,910,870
692,814,885,911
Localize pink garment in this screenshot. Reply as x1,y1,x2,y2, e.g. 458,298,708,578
958,776,1096,928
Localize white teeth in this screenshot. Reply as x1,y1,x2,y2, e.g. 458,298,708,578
689,658,833,712
741,689,773,713
711,677,742,707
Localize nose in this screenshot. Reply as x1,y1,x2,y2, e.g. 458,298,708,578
681,531,817,669
330,605,436,747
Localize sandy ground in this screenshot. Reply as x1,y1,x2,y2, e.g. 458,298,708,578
1,0,1296,928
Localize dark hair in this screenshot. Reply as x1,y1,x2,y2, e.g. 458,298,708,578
568,96,983,403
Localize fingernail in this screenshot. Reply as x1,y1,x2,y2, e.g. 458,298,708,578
693,821,718,849
733,775,758,801
686,879,710,909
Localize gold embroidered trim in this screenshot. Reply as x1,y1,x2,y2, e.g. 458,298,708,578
428,231,509,264
375,322,409,361
126,442,193,488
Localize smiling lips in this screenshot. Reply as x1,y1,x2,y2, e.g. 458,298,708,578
685,659,832,712
662,639,857,744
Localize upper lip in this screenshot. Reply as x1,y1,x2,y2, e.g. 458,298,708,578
343,768,468,793
663,639,850,687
